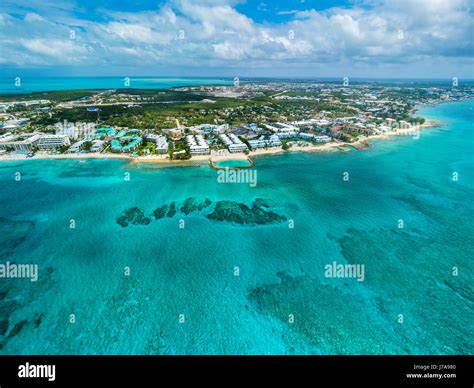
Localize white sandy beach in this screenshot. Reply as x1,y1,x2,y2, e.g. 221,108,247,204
0,119,439,166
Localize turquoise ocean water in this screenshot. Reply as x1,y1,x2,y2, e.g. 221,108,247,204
0,101,472,355
0,77,232,94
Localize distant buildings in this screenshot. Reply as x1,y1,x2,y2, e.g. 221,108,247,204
0,118,29,130
276,132,298,139
188,124,216,135
54,121,96,139
0,100,50,113
291,119,319,127
246,123,263,133
264,122,298,133
212,124,228,135
162,128,184,140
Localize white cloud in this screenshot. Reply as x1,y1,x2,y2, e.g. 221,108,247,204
277,10,300,15
0,0,472,76
24,12,46,23
20,38,91,61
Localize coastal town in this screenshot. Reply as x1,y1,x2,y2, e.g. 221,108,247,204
0,80,472,163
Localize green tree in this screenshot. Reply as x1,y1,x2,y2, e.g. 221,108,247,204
82,141,92,151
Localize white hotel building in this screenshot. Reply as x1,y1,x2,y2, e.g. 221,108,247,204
248,134,282,149
299,133,331,142
263,122,298,133
186,134,210,155
36,135,70,150
146,134,169,153
0,133,70,152
219,133,248,153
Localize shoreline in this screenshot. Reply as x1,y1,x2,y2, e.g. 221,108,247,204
0,118,441,166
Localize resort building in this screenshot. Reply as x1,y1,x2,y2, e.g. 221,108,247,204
90,127,116,139
313,135,331,142
219,133,248,153
162,128,184,140
188,124,216,135
399,120,411,129
67,140,86,153
267,134,282,146
212,124,228,135
111,129,143,153
298,132,316,140
316,119,331,126
0,118,29,130
146,134,169,153
247,123,263,133
36,135,70,150
276,132,298,139
229,133,248,153
248,134,282,150
0,133,42,152
248,139,266,149
54,121,96,139
186,135,210,155
298,133,331,142
219,134,233,147
229,143,248,153
264,122,298,133
291,119,319,127
90,140,105,153
385,118,397,129
110,140,123,152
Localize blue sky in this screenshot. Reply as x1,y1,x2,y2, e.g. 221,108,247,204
1,0,473,78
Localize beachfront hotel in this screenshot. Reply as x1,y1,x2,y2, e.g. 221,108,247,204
186,134,210,155
36,135,70,150
219,133,248,153
298,133,331,142
146,134,169,154
110,129,143,153
67,140,86,153
0,133,70,152
248,134,282,149
90,140,105,153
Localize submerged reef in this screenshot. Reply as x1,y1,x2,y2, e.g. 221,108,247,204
167,202,177,218
118,198,285,227
0,217,35,259
180,197,212,215
153,205,169,220
116,207,151,227
207,200,286,225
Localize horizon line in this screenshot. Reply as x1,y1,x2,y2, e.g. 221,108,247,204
2,76,474,81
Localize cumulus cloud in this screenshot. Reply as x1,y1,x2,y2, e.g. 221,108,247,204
0,0,472,76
